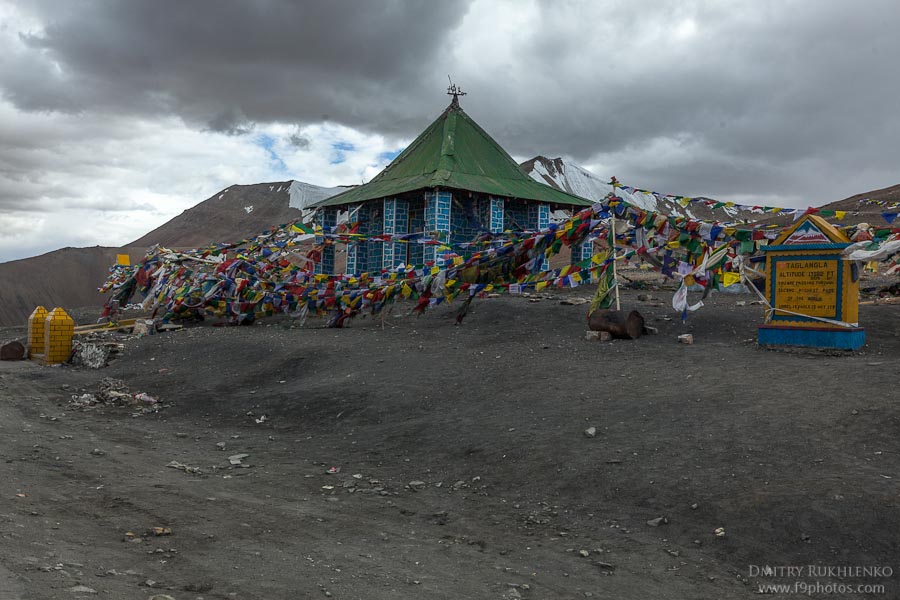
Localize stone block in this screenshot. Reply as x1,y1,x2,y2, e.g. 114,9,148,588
1,340,26,361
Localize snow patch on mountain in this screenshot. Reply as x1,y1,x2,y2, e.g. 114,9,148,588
526,156,611,202
288,180,346,211
522,156,761,224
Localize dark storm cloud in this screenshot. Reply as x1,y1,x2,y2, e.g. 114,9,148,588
2,0,899,211
2,0,470,132
450,1,900,201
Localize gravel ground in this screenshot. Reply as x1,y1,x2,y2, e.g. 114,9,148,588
1,284,899,599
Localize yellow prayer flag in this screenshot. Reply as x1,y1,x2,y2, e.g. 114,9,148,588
116,254,130,266
722,272,741,287
536,281,547,291
835,211,846,221
431,266,440,275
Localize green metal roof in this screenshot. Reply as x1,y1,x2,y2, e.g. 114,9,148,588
313,98,592,208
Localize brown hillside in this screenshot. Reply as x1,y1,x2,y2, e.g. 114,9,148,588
129,181,304,248
755,183,900,228
0,246,147,329
1,181,330,328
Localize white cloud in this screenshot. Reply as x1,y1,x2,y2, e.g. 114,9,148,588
0,100,405,262
2,0,900,262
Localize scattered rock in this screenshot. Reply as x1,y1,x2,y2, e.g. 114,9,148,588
71,343,111,369
646,516,668,527
149,595,177,600
584,330,600,341
589,309,644,339
90,448,106,456
167,460,202,474
599,331,612,342
560,297,589,305
68,377,162,414
714,527,726,538
0,340,26,361
584,427,597,438
642,325,659,335
677,334,693,345
215,442,227,451
228,453,250,466
578,549,590,557
67,585,97,594
408,480,427,490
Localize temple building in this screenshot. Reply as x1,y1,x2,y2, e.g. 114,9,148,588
310,91,592,274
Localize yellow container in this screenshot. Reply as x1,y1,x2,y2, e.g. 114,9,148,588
27,306,48,358
43,308,75,365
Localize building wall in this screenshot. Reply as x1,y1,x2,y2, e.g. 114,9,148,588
345,204,368,274
424,190,452,266
504,199,530,232
325,193,558,273
449,196,486,247
489,197,505,233
408,197,425,267
366,202,384,272
314,206,338,274
382,197,410,270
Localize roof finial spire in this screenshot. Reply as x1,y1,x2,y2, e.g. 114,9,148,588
447,75,466,107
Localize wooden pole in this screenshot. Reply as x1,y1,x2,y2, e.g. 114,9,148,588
610,182,621,311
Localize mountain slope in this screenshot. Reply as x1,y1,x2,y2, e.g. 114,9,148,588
0,246,148,329
130,180,344,248
521,156,764,223
749,183,900,228
0,180,344,328
521,156,610,202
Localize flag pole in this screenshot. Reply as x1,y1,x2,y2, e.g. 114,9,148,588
610,178,621,311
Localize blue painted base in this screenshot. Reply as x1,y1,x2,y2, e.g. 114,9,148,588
757,325,866,350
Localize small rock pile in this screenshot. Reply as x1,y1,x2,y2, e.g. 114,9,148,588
69,377,161,414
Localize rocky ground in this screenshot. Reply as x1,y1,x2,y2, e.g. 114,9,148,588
1,282,899,600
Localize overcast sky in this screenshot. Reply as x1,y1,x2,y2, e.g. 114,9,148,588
1,0,898,262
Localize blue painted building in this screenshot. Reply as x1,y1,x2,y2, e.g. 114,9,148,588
311,95,592,274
